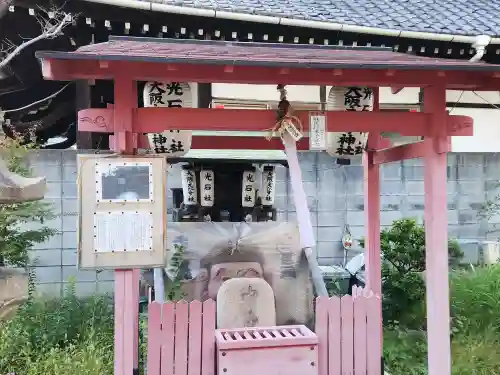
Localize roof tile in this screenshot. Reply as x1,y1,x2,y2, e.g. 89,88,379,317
128,0,500,36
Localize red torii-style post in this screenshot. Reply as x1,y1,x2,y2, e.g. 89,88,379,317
35,36,500,375
363,86,451,375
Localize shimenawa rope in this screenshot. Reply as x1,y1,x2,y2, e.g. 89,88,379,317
265,84,304,141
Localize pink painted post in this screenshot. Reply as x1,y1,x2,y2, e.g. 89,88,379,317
363,87,382,296
112,77,141,375
423,86,451,375
363,88,383,371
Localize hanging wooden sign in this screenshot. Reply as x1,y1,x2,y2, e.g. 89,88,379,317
143,81,193,157
77,154,167,269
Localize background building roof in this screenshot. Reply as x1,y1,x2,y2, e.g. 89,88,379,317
114,0,500,37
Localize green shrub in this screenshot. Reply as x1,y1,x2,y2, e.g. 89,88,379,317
360,218,463,327
384,328,427,375
0,138,58,267
0,283,114,374
384,328,500,375
451,331,500,375
0,263,498,375
384,265,500,375
451,265,500,334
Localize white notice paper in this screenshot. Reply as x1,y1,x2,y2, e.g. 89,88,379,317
93,211,153,252
309,112,327,151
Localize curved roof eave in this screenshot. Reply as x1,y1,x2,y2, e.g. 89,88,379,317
80,0,500,44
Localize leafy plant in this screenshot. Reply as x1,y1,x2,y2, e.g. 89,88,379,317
0,266,499,375
165,244,190,301
0,281,114,374
325,279,343,297
360,218,463,327
0,138,57,267
450,265,500,335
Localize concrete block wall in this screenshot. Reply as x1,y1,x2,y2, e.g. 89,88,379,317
24,150,499,296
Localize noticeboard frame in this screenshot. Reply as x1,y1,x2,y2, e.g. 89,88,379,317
77,154,167,269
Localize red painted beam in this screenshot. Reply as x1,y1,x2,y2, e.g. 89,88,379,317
40,58,494,90
190,136,309,150
367,134,393,150
391,87,405,94
372,140,451,165
77,108,473,137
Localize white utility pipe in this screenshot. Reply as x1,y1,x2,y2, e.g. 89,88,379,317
470,34,491,62
391,34,491,96
153,268,165,303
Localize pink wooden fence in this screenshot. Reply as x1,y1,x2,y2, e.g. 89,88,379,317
148,288,381,375
147,300,217,375
315,287,382,375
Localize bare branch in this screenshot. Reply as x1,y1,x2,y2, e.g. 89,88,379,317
0,7,73,70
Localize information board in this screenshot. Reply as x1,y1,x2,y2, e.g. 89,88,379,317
77,155,167,269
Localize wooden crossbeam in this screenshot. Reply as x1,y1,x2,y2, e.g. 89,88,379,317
372,140,451,164
40,59,494,90
78,108,473,137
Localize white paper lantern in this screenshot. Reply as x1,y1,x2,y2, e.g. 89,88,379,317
326,87,373,158
143,81,193,157
181,168,198,205
200,170,215,207
261,166,276,206
242,170,256,207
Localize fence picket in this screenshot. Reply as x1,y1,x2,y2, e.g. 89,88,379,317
328,297,342,375
147,302,162,375
366,295,382,375
201,299,216,375
174,301,190,375
188,301,203,375
161,303,175,375
341,295,354,375
316,296,329,375
353,293,367,375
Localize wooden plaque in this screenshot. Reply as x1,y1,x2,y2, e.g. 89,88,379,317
77,154,167,269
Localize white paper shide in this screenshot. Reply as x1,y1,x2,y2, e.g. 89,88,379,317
200,170,214,207
181,169,198,205
261,167,276,206
242,170,256,207
326,87,373,158
93,211,153,252
143,81,192,157
309,112,327,151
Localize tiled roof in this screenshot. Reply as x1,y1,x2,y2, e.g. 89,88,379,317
36,37,500,71
129,0,500,37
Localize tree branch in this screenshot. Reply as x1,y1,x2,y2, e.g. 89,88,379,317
0,7,72,70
